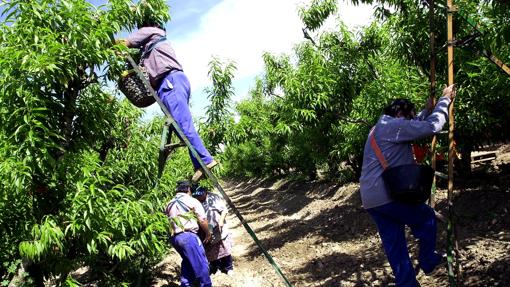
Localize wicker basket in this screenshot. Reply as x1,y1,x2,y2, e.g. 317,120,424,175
118,66,156,108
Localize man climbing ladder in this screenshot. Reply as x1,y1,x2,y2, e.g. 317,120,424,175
118,17,217,182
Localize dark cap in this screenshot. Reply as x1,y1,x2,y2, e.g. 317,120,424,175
384,99,415,118
192,186,207,197
176,180,191,192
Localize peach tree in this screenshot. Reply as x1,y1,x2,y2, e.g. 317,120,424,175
222,0,510,179
0,0,187,285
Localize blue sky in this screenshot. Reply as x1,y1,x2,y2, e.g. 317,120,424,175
166,0,220,39
1,0,375,120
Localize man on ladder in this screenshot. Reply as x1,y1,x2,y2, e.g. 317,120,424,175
118,15,218,182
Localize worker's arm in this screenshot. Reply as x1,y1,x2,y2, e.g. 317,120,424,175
416,97,435,120
115,28,147,49
218,209,228,232
386,85,455,143
198,219,211,243
116,27,164,49
192,199,211,243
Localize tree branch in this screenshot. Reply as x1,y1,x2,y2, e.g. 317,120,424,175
334,112,371,126
302,27,317,46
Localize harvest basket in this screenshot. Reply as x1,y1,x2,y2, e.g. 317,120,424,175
118,66,156,108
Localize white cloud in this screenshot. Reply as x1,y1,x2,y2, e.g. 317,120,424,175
173,0,304,90
153,0,375,118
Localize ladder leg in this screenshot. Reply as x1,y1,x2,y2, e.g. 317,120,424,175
157,119,188,178
157,120,173,179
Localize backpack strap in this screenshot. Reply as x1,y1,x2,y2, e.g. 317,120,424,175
140,36,167,60
145,36,167,53
166,195,191,215
370,128,389,170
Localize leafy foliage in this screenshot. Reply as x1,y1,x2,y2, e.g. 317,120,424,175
299,0,337,31
223,22,387,179
220,0,509,180
202,57,237,156
371,0,510,157
0,0,194,285
221,79,287,177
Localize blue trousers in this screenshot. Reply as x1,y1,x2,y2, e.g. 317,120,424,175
158,71,213,169
367,201,441,287
170,232,212,287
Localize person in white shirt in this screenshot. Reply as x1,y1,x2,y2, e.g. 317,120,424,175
166,180,212,286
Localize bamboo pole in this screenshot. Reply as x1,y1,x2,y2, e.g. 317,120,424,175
450,8,510,77
446,0,460,285
429,0,438,208
482,50,510,76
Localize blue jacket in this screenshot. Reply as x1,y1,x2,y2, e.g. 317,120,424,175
360,96,451,209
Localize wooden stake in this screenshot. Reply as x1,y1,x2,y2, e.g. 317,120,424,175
429,0,438,208
447,0,454,199
446,0,461,285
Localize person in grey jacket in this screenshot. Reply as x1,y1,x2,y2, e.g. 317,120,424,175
360,85,455,286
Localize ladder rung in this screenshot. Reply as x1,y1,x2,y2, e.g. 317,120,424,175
165,142,186,149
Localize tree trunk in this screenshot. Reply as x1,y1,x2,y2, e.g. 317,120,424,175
457,146,472,177
25,262,44,287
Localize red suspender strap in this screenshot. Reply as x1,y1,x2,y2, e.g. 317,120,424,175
370,128,389,170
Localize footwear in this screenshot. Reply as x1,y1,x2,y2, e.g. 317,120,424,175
192,160,218,182
209,265,218,275
421,252,447,276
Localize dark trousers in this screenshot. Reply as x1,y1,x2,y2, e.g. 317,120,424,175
367,201,441,287
158,71,213,169
210,255,233,274
170,232,212,287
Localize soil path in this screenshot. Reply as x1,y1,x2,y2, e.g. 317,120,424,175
154,146,510,286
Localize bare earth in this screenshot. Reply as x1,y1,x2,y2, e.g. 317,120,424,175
153,145,510,287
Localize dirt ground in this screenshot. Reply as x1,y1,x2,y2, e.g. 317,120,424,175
152,145,510,287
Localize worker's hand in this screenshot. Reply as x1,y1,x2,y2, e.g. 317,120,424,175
115,39,127,46
112,41,128,57
442,84,456,100
198,219,212,243
113,49,126,57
